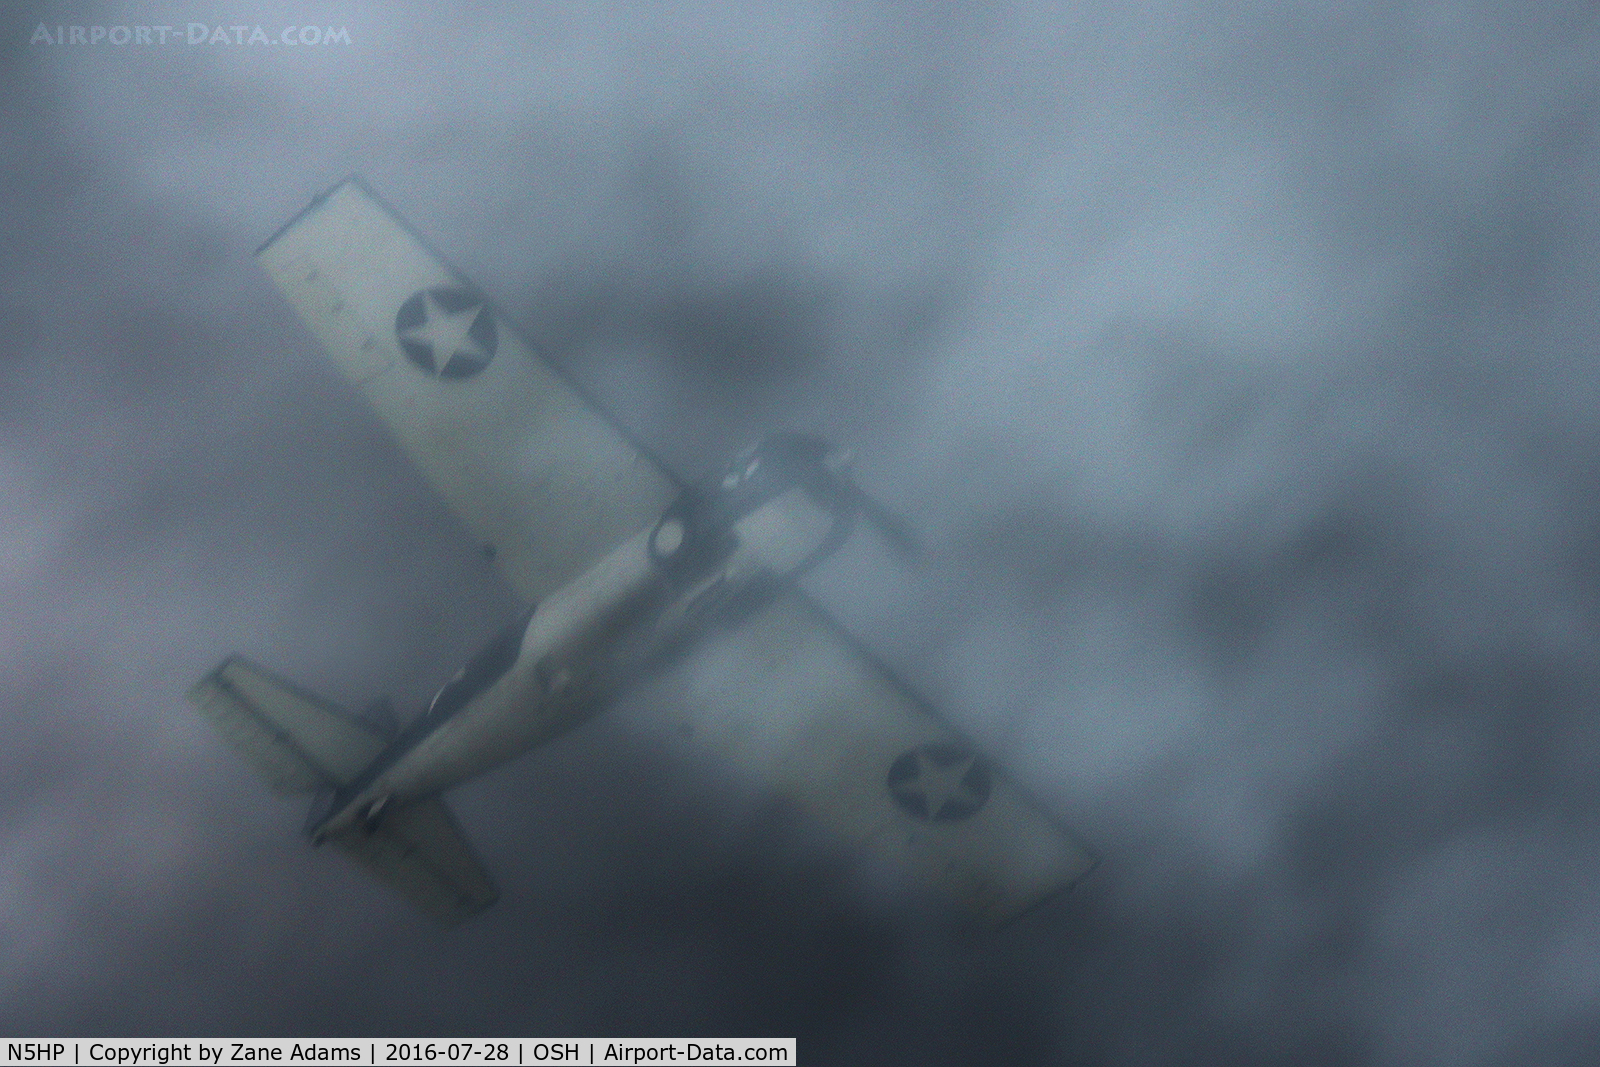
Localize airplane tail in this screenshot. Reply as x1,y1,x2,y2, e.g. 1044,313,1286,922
188,656,499,924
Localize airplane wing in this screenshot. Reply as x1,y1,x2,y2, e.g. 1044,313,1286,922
256,177,678,604
636,592,1097,928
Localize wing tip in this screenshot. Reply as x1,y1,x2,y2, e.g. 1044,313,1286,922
186,653,243,703
254,174,374,256
984,846,1101,931
436,887,501,928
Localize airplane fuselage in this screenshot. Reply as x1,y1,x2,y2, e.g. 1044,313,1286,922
308,435,855,842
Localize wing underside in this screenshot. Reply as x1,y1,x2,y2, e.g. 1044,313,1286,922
256,177,677,603
630,593,1097,927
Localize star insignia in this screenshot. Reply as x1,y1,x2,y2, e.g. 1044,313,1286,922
394,286,498,380
887,742,993,822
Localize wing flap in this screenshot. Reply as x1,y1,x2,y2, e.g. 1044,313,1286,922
255,178,677,603
188,656,387,793
327,796,499,926
636,594,1096,926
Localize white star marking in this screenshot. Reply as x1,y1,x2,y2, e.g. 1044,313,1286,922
399,291,489,374
912,750,982,817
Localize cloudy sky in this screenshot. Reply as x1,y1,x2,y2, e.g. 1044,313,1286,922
3,0,1599,1062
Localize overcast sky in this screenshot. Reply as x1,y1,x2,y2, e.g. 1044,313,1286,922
3,1,1600,1063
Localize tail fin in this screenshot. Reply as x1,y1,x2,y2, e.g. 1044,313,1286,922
188,656,387,792
189,656,500,924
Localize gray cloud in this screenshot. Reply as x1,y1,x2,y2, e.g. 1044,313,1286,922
3,1,1599,1063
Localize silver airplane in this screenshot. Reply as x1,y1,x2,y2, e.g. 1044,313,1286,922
190,178,1095,926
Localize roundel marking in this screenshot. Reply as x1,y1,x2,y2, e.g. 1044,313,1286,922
886,742,993,822
394,285,498,380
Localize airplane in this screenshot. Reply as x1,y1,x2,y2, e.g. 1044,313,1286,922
189,177,1096,927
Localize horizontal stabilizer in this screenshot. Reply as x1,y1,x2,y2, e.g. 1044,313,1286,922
188,656,387,793
327,796,499,925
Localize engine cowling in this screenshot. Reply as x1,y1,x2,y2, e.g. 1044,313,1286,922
648,433,858,582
